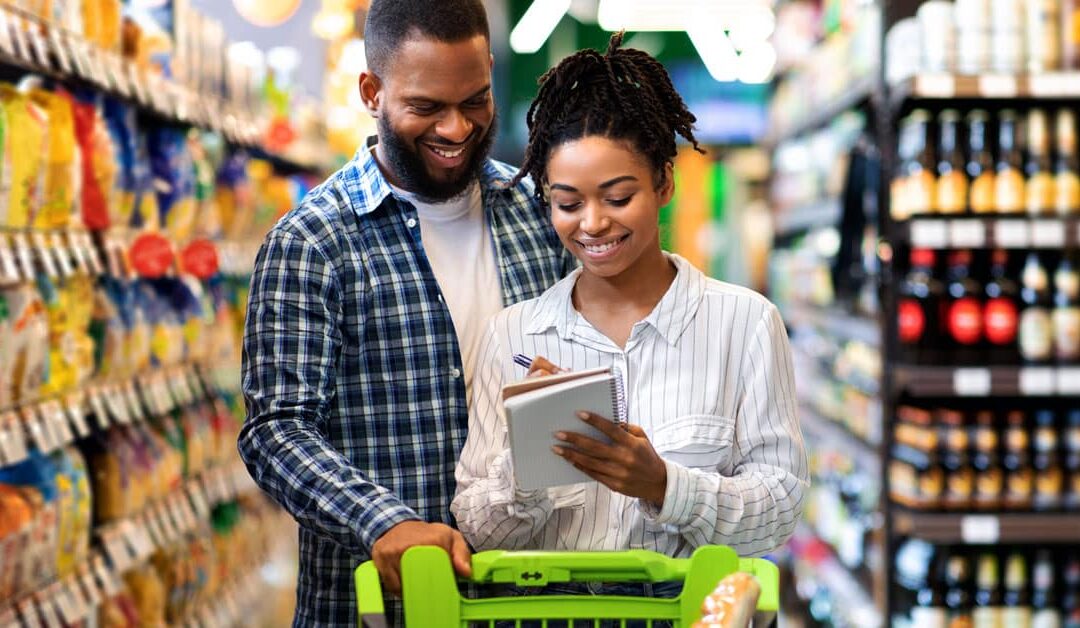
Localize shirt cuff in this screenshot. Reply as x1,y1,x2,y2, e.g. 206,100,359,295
356,495,423,555
641,459,697,526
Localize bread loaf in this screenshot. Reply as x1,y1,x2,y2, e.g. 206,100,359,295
692,571,761,628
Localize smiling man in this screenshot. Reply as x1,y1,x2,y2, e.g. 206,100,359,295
237,1,575,625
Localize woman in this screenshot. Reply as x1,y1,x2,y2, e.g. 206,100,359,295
452,33,807,569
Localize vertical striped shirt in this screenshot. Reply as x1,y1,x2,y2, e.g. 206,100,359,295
452,253,808,557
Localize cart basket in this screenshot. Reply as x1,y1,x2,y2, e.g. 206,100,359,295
356,545,778,627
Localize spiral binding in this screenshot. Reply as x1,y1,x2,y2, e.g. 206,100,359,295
610,366,628,426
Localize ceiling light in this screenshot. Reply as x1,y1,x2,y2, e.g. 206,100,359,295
727,5,775,50
687,24,738,82
232,0,301,27
510,0,572,54
736,41,777,83
312,8,354,40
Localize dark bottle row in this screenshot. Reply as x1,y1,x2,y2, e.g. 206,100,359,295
898,247,1080,366
896,543,1080,628
893,107,1080,219
891,404,1080,512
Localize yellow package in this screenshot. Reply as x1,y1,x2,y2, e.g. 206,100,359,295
0,86,48,228
123,564,166,627
0,97,9,227
51,450,76,578
30,89,77,230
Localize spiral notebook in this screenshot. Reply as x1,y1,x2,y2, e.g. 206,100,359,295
502,366,627,491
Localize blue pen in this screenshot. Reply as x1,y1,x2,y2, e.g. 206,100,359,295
512,354,534,369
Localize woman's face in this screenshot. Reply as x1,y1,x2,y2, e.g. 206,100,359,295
546,136,674,279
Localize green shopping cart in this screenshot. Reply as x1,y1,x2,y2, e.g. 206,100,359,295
355,545,779,627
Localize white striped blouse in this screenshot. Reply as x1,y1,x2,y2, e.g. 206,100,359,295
451,253,808,558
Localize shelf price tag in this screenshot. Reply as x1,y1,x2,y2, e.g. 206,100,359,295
0,9,14,56
49,232,74,278
41,399,74,448
100,527,134,573
910,218,948,247
88,386,111,430
993,219,1030,248
0,234,20,283
47,26,72,74
12,232,36,280
32,592,61,628
22,404,54,453
10,16,33,64
1059,367,1080,395
949,219,986,248
978,74,1019,97
123,382,145,422
64,393,91,438
954,368,992,396
27,25,52,70
916,74,956,98
92,555,120,597
960,514,1000,544
78,563,103,606
1028,72,1080,96
0,411,29,466
1031,219,1066,247
30,232,59,279
1020,367,1056,395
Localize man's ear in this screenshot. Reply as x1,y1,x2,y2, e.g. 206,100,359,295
658,163,676,206
359,71,382,117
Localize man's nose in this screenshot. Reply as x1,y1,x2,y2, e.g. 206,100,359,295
435,108,473,144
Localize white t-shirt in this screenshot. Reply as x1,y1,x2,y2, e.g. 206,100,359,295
391,183,503,402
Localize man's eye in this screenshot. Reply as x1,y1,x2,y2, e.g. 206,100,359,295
410,104,439,114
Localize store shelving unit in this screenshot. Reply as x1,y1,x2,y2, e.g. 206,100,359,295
764,73,881,149
892,510,1080,544
896,216,1080,249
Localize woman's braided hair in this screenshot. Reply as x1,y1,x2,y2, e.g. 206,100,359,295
513,31,705,201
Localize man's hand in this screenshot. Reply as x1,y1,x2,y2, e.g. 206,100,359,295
370,521,472,596
552,412,668,506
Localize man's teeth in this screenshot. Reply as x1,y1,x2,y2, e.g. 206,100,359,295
430,145,465,158
583,239,621,254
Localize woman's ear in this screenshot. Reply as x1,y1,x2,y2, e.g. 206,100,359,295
658,162,675,206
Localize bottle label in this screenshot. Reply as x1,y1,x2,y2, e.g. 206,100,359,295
971,171,997,213
909,170,936,215
949,297,984,345
891,178,911,220
1055,171,1080,213
912,607,948,628
937,171,969,213
1052,307,1080,359
899,298,928,343
985,297,1020,345
1031,609,1063,628
972,607,1004,628
1020,307,1054,360
1027,171,1056,213
996,168,1026,213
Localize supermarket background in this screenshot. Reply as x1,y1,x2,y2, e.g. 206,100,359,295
1,0,1080,626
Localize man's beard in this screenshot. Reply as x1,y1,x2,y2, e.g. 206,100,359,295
378,111,497,203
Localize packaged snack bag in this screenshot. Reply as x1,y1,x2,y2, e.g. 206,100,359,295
0,450,60,592
0,85,48,228
0,483,35,599
69,92,117,230
0,283,49,407
30,88,77,229
148,127,196,242
103,99,138,227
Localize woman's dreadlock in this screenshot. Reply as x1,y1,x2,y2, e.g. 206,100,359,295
513,31,705,201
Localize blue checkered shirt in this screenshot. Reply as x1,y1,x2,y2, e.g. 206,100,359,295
238,143,574,627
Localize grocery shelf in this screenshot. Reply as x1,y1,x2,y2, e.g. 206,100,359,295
764,73,879,148
800,406,881,472
786,304,881,348
788,526,884,628
889,72,1080,111
774,199,842,237
892,365,1080,397
894,216,1080,249
893,509,1080,544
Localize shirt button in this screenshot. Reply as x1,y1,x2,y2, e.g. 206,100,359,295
438,294,445,303
406,217,418,228
450,368,462,379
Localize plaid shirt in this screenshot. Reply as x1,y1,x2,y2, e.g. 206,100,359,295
239,143,574,627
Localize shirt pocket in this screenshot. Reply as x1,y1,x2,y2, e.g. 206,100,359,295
651,414,735,471
547,484,588,510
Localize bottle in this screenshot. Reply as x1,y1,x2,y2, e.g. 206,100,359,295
916,555,951,628
946,552,975,628
1003,552,1033,628
1065,409,1080,510
1020,253,1055,364
974,553,1004,628
894,109,936,219
1032,550,1062,628
972,410,1004,511
996,110,1027,214
899,248,946,364
968,110,997,213
1063,555,1080,628
938,110,969,214
1055,109,1080,215
1064,0,1080,69
1032,410,1063,511
1027,0,1062,72
985,249,1021,364
1054,254,1080,363
940,409,975,510
1003,410,1035,510
946,250,985,365
1027,110,1056,215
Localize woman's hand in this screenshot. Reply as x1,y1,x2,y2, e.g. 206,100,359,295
552,412,668,506
526,356,565,378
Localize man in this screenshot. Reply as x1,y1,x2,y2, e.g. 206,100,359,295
237,1,574,625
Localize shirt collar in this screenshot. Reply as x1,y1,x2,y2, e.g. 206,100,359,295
348,136,515,217
526,253,706,347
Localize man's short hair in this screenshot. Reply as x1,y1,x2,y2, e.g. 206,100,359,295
364,0,490,76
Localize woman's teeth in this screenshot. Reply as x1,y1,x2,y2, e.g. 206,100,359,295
583,239,622,254
430,145,465,158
